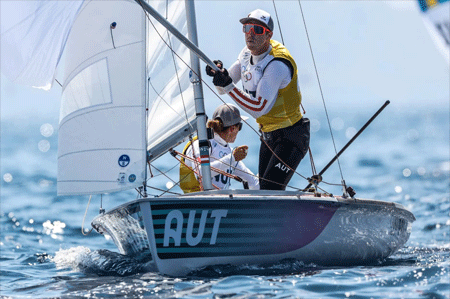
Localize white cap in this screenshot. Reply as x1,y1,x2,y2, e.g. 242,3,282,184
239,9,274,32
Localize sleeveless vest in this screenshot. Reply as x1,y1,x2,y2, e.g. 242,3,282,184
238,40,302,132
179,136,202,194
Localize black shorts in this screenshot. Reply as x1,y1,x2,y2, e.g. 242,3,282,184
259,117,310,190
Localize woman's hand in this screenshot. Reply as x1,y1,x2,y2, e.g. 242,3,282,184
233,145,248,162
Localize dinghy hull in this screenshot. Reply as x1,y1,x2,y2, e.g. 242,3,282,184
92,190,414,276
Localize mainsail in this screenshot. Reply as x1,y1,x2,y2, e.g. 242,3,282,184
417,0,450,63
144,0,197,163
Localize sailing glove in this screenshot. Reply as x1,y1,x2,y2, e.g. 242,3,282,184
205,60,223,77
213,68,232,88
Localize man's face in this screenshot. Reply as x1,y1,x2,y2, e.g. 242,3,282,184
244,21,272,54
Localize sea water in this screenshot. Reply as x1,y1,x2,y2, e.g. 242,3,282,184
1,108,449,298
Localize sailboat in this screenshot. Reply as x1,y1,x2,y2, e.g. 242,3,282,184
417,0,449,63
1,0,415,276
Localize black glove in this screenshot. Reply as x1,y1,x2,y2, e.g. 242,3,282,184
206,60,223,77
213,68,232,88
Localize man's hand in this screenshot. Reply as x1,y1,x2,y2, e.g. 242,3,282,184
206,60,223,77
233,145,248,162
213,68,232,87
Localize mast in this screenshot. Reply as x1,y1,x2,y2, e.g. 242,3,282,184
185,0,213,190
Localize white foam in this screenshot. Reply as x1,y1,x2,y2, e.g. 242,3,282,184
53,246,91,270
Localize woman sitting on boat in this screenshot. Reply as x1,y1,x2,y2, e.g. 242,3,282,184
179,103,259,193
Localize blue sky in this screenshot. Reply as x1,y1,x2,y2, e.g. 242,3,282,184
1,0,448,123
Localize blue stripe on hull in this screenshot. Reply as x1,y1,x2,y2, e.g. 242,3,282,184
149,200,338,260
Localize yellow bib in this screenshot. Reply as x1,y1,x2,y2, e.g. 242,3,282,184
257,40,302,132
179,136,202,194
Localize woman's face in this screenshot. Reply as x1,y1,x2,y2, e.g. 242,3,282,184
223,124,240,143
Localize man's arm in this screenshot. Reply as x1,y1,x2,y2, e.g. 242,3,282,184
218,60,291,119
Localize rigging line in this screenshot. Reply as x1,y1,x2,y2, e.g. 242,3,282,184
149,162,220,196
309,147,317,175
81,195,93,235
136,1,310,186
164,1,193,135
271,0,285,45
148,77,186,119
274,1,316,182
175,149,250,181
141,0,194,132
150,163,177,184
160,154,213,197
110,23,116,49
146,162,179,179
272,0,306,115
172,149,305,192
321,180,344,187
297,0,345,182
147,184,182,196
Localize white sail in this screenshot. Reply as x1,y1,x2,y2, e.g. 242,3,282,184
418,0,450,63
1,0,199,195
145,0,197,162
0,1,84,90
57,0,147,195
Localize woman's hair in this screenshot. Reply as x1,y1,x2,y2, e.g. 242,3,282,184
207,118,225,133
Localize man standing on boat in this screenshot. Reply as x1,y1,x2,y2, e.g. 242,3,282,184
206,9,310,190
179,103,259,193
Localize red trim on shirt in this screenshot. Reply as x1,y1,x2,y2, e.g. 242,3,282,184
230,88,268,112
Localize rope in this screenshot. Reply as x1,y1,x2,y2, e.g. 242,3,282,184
172,149,305,192
148,78,188,119
297,0,345,183
308,147,317,176
81,195,93,235
272,0,285,45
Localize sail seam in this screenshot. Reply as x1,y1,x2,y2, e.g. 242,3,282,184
59,105,143,129
58,148,143,159
62,40,144,87
58,180,124,183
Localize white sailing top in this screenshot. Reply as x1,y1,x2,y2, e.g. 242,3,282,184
184,134,259,190
216,45,292,119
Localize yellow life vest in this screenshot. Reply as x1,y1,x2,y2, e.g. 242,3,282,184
256,40,303,132
179,136,202,193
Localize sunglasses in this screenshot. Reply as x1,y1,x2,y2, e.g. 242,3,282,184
243,24,271,35
237,122,243,131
